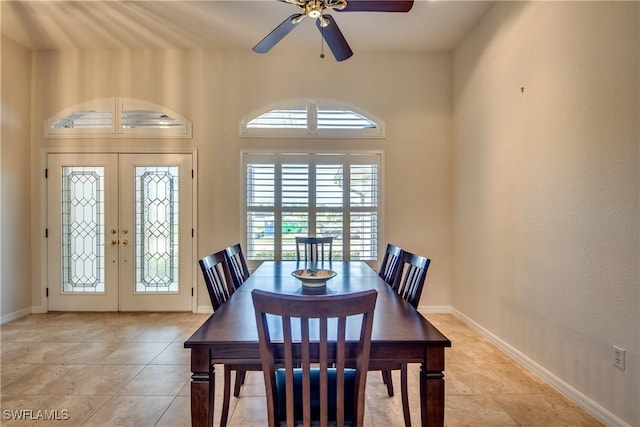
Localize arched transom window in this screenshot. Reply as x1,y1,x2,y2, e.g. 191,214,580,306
45,97,192,138
240,99,385,139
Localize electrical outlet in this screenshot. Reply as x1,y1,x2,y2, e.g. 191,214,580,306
613,346,625,370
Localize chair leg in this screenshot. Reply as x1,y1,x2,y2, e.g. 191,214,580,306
220,365,232,427
382,369,394,397
401,363,411,427
233,370,246,397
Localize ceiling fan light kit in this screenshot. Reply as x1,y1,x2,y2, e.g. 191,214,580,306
253,0,414,62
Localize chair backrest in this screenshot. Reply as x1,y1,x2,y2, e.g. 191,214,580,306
394,250,431,309
252,289,377,427
225,243,250,290
295,236,334,262
378,243,404,286
198,250,235,311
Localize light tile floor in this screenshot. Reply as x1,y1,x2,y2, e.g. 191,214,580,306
0,312,603,426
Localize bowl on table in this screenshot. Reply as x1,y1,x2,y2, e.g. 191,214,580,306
291,268,337,288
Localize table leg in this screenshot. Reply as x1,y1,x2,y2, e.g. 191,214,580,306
190,348,214,427
420,347,445,427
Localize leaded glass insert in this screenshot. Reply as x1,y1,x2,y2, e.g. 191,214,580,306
135,167,179,293
62,167,105,293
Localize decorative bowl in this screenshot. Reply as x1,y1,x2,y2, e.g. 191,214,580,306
291,269,337,288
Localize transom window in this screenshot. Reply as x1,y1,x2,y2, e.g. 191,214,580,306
45,97,192,138
243,152,381,262
240,99,384,139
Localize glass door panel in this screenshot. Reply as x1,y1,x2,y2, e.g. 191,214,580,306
48,154,119,311
118,154,192,311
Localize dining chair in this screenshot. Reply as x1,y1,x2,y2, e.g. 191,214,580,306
198,250,254,427
372,249,432,427
378,243,404,286
252,288,378,427
198,250,235,311
295,236,334,262
393,250,431,309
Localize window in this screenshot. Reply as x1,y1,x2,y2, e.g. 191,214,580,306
240,99,384,139
243,152,381,262
45,97,192,138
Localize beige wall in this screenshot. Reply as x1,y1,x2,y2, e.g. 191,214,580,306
29,49,454,311
453,2,639,425
1,35,32,320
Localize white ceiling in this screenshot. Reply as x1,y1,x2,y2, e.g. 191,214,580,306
1,0,493,54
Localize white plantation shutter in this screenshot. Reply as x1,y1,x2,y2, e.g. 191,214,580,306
316,165,343,208
349,163,379,259
350,164,378,207
282,164,309,207
243,153,381,262
240,99,384,138
246,163,275,260
246,109,307,129
316,108,377,130
45,97,192,138
51,110,113,129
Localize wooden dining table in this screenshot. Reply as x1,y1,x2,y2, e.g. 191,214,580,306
184,261,451,427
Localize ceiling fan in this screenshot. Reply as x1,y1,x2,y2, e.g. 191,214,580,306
253,0,414,62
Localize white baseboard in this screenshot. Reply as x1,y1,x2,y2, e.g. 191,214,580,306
418,305,452,314
0,306,32,324
31,304,47,314
450,307,630,427
196,305,214,314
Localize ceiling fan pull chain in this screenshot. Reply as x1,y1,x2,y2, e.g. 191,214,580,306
320,24,325,59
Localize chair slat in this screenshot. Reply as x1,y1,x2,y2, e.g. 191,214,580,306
225,243,250,290
378,243,404,286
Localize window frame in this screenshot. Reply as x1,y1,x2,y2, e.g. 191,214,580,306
239,98,385,139
241,150,385,266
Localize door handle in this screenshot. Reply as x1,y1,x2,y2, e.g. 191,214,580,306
122,239,129,245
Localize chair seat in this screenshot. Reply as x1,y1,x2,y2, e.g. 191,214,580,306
276,368,356,424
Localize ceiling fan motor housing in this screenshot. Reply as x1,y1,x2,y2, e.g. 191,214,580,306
307,0,323,19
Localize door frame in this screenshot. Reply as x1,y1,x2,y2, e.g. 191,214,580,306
39,147,199,313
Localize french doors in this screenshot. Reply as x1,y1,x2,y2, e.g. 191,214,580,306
47,152,193,311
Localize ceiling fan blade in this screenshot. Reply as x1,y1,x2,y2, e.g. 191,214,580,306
253,14,302,54
339,0,414,13
316,15,353,62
